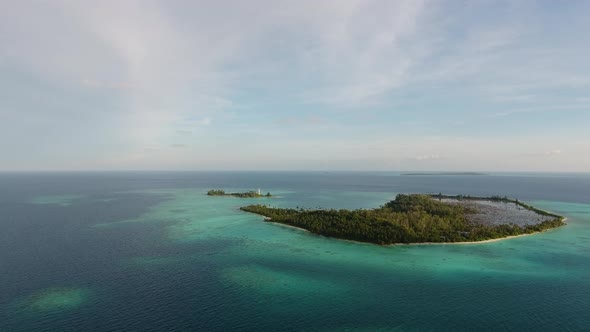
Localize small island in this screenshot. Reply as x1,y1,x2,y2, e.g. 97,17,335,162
240,194,565,245
207,189,271,198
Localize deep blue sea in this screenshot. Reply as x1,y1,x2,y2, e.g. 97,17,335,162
1,171,589,331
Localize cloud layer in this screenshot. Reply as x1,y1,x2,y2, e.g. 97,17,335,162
0,1,588,171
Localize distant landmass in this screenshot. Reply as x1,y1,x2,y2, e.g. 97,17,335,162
401,172,489,176
241,194,565,245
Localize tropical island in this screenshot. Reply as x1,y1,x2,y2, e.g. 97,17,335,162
207,189,271,198
240,194,565,245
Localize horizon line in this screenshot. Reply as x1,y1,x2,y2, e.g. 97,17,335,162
0,170,588,174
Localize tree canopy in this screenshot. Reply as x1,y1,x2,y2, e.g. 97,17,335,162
240,194,565,245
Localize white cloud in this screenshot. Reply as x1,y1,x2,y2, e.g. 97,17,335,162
488,103,590,118
414,154,441,161
545,149,562,156
196,117,212,126
493,94,536,103
297,0,430,106
1,1,589,171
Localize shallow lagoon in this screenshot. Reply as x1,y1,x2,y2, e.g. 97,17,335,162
1,172,589,331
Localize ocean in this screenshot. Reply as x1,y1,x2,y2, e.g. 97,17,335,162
1,171,589,331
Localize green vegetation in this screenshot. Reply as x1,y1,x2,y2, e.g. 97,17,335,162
207,189,271,198
240,194,565,245
207,189,226,196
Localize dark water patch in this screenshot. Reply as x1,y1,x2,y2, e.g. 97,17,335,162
0,192,171,307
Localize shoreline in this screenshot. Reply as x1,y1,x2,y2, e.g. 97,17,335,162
263,217,568,246
267,220,311,233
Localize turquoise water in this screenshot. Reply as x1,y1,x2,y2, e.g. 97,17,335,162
1,172,589,331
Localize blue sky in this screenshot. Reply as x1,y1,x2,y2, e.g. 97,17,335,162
1,0,589,171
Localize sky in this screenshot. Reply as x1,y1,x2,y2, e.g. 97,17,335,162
0,0,589,172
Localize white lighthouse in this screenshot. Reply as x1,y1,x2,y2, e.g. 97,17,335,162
258,188,261,195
